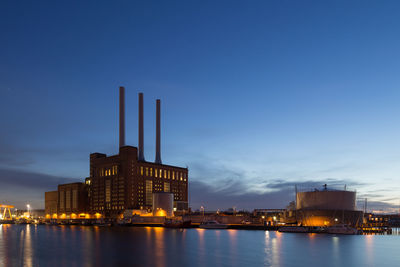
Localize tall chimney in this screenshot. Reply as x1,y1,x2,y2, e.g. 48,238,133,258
138,92,145,161
119,86,125,148
155,99,162,164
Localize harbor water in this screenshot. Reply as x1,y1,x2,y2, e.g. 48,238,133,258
1,224,400,267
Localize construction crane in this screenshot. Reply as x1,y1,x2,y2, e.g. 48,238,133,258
0,204,14,220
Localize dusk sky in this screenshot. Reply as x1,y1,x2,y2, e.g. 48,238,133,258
1,1,400,212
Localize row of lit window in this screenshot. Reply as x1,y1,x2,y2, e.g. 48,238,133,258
99,165,118,177
140,167,187,181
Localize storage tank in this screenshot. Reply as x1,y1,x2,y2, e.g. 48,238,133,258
296,190,356,211
152,192,173,217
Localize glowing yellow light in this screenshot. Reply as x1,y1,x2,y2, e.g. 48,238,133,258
155,209,166,217
95,213,101,219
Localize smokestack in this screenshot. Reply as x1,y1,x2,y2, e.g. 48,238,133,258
119,86,125,148
138,92,145,161
155,99,162,164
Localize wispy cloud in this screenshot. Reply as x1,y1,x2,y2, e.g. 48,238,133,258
188,160,396,211
190,178,399,212
0,168,79,209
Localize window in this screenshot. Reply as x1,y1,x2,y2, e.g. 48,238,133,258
112,165,118,175
106,180,111,203
168,170,170,179
72,189,78,209
66,190,71,209
155,168,158,178
59,191,65,210
172,171,175,180
164,182,170,193
140,167,143,176
164,170,167,179
159,169,162,178
146,180,153,206
146,167,148,176
150,168,153,176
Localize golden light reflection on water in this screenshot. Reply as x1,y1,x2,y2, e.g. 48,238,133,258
308,233,317,241
22,225,33,267
82,227,94,267
0,225,3,266
195,228,206,265
365,235,374,264
227,230,238,266
215,229,221,240
332,236,339,262
152,227,166,267
196,228,205,247
264,231,281,266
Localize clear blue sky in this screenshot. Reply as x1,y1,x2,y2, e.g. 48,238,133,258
1,0,400,211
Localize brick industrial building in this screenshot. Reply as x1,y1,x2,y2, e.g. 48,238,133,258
45,88,188,219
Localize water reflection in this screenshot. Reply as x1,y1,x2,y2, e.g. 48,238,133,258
264,231,281,266
153,227,166,267
0,224,3,266
24,225,33,267
365,235,374,265
1,225,400,266
332,236,339,263
195,228,206,266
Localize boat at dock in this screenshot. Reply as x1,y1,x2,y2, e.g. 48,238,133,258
199,220,228,229
278,226,309,233
163,219,192,228
309,226,327,233
93,219,112,227
326,224,358,235
15,218,31,224
279,224,358,234
0,220,15,224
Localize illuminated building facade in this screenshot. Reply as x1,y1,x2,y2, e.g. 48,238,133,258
86,88,188,217
44,183,89,219
57,183,88,217
44,191,58,218
44,87,188,219
86,146,188,217
290,185,363,227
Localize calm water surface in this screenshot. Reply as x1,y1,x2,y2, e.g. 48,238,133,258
0,224,399,267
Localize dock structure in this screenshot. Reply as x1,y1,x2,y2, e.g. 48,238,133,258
0,204,14,220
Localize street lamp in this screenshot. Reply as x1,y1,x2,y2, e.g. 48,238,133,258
27,204,30,218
